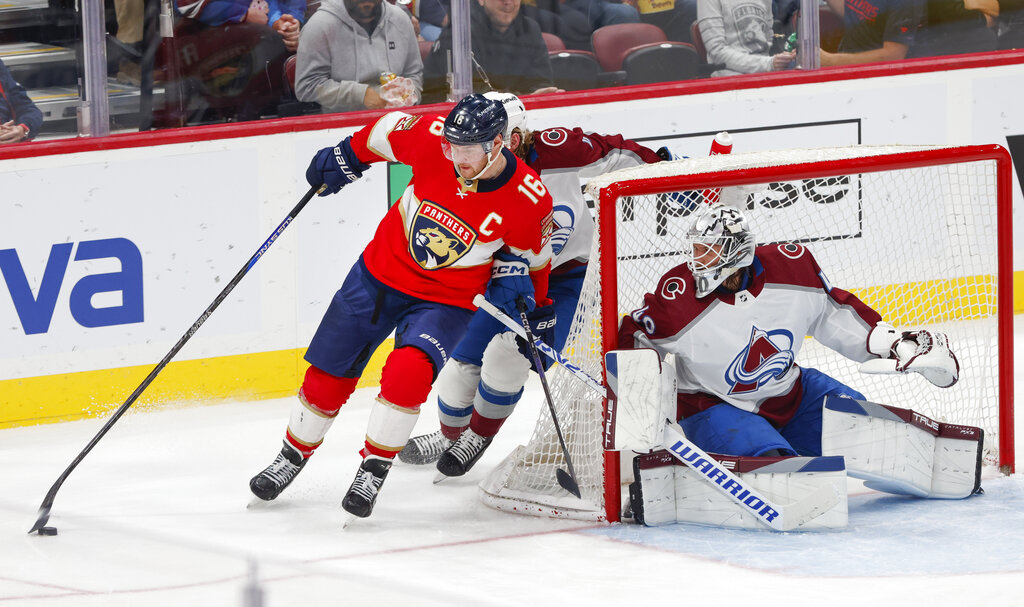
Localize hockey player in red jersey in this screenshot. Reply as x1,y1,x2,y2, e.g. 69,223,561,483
398,92,669,476
249,94,553,519
617,202,983,510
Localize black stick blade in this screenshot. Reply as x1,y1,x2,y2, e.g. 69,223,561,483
556,468,582,499
28,505,51,534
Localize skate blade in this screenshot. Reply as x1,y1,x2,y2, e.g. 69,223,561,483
342,514,360,529
246,497,276,509
433,471,451,484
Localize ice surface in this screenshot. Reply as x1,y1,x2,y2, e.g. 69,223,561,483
3,321,1023,606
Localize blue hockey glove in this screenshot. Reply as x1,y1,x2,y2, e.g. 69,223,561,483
656,146,680,162
485,251,535,318
515,304,556,372
306,136,371,196
656,147,701,211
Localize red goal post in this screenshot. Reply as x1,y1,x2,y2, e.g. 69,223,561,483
480,144,1014,523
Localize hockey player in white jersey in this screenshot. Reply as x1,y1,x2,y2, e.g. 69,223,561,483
399,92,668,476
615,202,983,527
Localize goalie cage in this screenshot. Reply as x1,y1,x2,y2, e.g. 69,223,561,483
478,143,1015,522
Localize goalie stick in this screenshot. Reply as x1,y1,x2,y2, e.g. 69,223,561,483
473,294,841,531
515,297,582,499
28,184,326,536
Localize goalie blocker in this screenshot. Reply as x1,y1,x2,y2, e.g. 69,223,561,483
608,349,984,530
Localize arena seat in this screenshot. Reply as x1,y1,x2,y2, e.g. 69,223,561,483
623,41,698,84
591,22,667,72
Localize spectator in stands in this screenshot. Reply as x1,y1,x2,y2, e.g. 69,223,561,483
568,0,640,30
178,0,304,50
406,0,451,40
167,0,307,122
999,0,1024,47
422,0,562,102
112,0,145,84
0,58,43,143
697,0,795,75
296,0,423,112
910,0,998,57
818,0,924,66
523,0,592,50
637,0,698,43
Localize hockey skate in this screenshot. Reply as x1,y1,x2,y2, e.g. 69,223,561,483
436,429,493,477
397,430,454,465
341,456,393,518
249,442,307,501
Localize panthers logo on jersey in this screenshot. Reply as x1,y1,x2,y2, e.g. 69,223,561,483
409,200,477,269
725,326,795,395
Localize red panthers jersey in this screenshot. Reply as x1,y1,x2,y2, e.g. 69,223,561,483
350,112,553,310
618,244,883,427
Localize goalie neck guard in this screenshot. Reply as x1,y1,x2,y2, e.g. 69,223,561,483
685,203,756,298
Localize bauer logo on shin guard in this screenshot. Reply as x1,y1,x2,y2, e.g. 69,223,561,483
668,441,781,524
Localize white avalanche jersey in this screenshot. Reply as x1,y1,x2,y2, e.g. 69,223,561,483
618,243,883,427
527,127,662,271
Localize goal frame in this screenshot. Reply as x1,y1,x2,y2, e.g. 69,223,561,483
593,144,1015,522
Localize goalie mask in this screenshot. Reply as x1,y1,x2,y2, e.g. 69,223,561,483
684,203,756,298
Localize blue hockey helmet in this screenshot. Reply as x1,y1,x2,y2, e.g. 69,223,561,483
443,94,508,148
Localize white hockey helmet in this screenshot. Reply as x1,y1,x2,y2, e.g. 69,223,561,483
684,203,756,298
482,91,527,143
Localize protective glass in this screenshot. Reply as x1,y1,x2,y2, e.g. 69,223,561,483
441,138,492,163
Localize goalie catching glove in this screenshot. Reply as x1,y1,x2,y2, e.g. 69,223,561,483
860,322,959,388
306,136,372,196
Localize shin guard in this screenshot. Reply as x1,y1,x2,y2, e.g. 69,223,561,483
629,450,848,530
821,396,983,498
286,366,358,458
471,332,530,437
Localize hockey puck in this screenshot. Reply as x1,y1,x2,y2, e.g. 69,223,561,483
38,527,58,536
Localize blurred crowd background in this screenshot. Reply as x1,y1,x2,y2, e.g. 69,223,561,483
1,0,1023,140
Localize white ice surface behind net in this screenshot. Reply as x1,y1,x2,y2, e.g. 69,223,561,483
2,321,1023,607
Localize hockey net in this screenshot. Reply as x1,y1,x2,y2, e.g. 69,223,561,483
480,144,1014,522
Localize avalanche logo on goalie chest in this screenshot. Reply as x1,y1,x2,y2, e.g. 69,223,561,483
725,326,795,394
409,200,476,269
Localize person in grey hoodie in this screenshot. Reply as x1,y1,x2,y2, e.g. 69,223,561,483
697,0,794,77
296,0,423,112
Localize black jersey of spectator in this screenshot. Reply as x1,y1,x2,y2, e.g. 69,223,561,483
837,0,924,53
422,3,554,103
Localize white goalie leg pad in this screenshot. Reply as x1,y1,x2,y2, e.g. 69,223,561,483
287,392,338,450
821,396,982,498
365,397,421,455
629,451,848,530
434,359,481,430
605,349,677,451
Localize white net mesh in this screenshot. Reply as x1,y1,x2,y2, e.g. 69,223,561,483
480,145,1010,521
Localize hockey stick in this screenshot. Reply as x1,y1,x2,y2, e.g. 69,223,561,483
28,184,325,536
515,297,582,499
474,294,840,530
473,295,605,397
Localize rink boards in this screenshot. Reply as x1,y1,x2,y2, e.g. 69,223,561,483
1,57,1023,427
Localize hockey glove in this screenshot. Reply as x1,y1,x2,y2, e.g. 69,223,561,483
656,147,701,211
485,251,536,318
306,136,372,196
860,322,960,388
515,304,556,372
